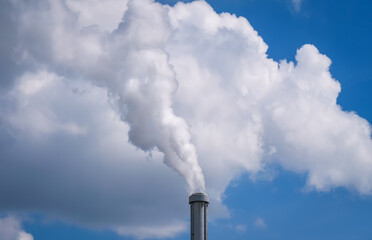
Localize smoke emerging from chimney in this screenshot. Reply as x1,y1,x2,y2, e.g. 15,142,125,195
103,0,206,193
118,49,205,193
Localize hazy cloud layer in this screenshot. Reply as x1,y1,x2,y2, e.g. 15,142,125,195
0,0,371,239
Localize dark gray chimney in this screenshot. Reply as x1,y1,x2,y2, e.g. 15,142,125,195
189,193,209,240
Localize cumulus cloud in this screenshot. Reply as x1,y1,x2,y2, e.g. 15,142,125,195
0,0,371,239
65,0,128,32
0,70,190,237
0,217,33,240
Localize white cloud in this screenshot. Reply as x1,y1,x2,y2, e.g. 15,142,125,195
2,71,87,137
0,217,33,240
0,0,371,239
66,0,128,32
0,70,190,239
292,0,302,11
254,217,267,228
235,224,247,232
18,232,34,240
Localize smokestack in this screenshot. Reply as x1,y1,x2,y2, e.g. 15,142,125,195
189,193,209,240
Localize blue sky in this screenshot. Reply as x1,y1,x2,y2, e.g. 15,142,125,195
1,0,372,240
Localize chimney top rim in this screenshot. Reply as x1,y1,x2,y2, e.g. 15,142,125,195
189,192,209,203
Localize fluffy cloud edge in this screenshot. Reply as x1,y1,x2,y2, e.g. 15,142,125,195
0,216,33,240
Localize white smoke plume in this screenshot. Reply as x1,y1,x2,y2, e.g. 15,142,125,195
1,0,372,238
111,0,206,193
